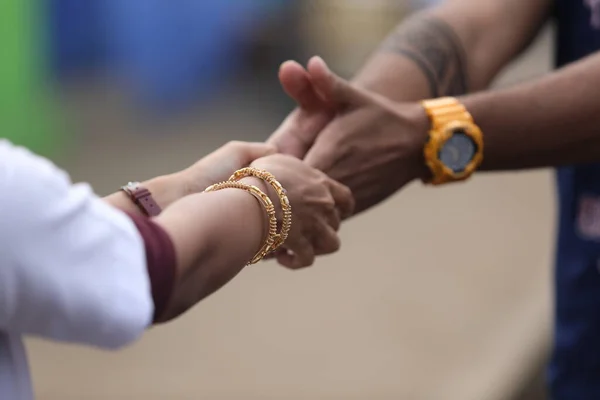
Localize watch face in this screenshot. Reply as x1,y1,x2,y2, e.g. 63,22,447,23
438,130,477,173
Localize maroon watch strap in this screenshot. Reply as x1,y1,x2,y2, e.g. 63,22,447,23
121,182,162,217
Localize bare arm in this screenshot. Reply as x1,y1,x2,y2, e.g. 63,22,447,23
152,177,269,319
353,0,551,100
104,174,187,216
325,48,600,176
102,141,277,215
457,51,600,170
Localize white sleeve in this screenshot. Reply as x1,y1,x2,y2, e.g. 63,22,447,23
0,140,153,349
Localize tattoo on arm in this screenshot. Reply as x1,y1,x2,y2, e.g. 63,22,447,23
380,16,468,97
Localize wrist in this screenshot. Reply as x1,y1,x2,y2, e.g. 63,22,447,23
143,173,191,210
237,177,278,251
238,176,281,215
351,59,432,102
238,176,268,192
396,102,432,182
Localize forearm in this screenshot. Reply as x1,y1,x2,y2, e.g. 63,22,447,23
460,51,600,170
353,0,550,101
153,178,270,310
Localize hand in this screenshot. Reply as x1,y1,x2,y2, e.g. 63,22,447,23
179,141,277,194
104,142,275,215
267,59,336,158
250,154,354,269
269,57,430,215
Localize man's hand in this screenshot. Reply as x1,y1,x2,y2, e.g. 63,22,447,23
269,57,431,215
267,58,336,158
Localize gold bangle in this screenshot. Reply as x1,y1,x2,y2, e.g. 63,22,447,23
204,181,278,265
229,167,292,251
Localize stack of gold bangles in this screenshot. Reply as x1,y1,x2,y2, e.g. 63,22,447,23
203,167,292,265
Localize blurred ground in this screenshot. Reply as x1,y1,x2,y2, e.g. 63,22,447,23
27,23,553,400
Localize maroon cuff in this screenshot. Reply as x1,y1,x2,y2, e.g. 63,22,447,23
125,211,176,323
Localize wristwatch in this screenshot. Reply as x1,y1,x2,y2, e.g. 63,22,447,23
421,97,484,185
121,181,162,217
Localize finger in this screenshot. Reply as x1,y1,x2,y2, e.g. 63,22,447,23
228,141,277,165
309,56,402,114
279,60,325,111
241,142,278,163
301,123,336,170
267,59,344,159
266,106,335,159
325,207,341,232
267,110,318,158
256,248,286,263
303,140,333,171
307,56,372,107
302,112,349,171
312,223,341,255
277,237,315,269
326,178,355,219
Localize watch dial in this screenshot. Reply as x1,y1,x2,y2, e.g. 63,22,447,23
438,131,477,173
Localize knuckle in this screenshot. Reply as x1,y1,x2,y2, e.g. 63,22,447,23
292,260,312,270
341,184,353,199
346,192,356,212
297,252,316,269
331,214,342,231
330,234,341,252
321,198,336,212
318,176,330,188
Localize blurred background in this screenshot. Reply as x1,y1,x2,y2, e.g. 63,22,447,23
2,0,553,399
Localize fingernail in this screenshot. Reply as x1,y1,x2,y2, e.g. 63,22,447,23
280,60,300,71
312,56,327,68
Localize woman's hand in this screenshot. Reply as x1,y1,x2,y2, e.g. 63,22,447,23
250,154,355,269
105,141,276,214
150,153,353,322
179,141,277,194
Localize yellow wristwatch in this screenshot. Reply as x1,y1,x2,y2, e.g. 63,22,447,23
421,97,484,185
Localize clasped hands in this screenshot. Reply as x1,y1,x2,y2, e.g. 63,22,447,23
172,56,430,269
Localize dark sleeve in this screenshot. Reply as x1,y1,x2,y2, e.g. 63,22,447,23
125,212,176,323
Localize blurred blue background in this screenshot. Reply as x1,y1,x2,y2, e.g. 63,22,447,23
51,0,292,108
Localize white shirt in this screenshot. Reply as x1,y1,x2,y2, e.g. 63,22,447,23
0,140,154,399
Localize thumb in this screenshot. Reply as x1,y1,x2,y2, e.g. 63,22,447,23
233,142,278,165
303,131,336,172
307,56,372,107
279,60,325,110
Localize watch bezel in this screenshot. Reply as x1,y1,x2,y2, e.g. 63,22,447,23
424,120,484,184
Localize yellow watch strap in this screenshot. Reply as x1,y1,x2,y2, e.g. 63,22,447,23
421,97,473,129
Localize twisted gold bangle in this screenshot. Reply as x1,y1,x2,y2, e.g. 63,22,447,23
204,181,278,265
229,167,292,251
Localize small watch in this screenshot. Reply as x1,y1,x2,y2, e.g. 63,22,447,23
421,97,484,185
121,181,162,217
